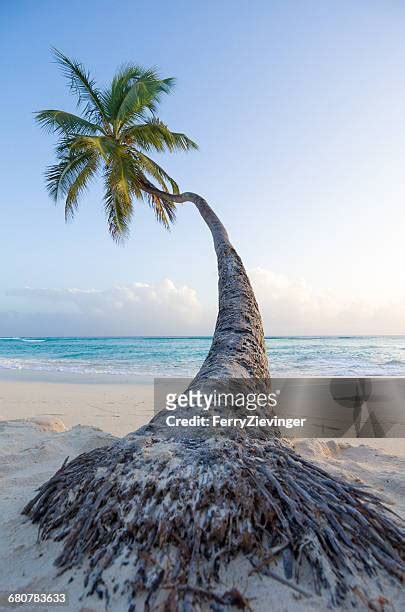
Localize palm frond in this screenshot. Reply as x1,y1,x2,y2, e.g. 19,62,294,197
167,131,198,152
135,151,180,194
64,154,99,220
53,48,107,122
45,152,92,202
103,64,174,127
144,191,177,228
109,151,133,206
104,174,132,242
124,119,197,153
103,146,141,241
69,135,117,160
35,110,103,136
103,64,149,122
116,74,175,130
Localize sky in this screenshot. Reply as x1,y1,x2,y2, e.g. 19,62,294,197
1,0,405,336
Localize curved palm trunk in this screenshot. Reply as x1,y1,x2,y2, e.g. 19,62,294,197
144,188,269,382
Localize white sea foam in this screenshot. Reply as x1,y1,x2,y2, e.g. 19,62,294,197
0,337,46,343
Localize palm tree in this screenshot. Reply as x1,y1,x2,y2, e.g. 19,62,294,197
37,50,198,240
25,52,403,610
36,49,270,383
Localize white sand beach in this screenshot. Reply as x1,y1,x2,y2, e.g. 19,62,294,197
0,379,403,611
0,378,154,436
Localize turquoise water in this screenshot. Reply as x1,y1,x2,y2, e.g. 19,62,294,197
0,336,404,378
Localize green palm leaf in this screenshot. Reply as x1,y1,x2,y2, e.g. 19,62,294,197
124,119,198,152
69,135,117,159
53,48,107,122
135,151,180,194
35,110,103,136
45,152,92,202
65,154,100,220
144,192,177,228
104,173,132,242
116,74,175,131
103,64,147,121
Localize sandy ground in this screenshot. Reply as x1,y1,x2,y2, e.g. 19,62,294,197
0,379,154,436
0,380,403,611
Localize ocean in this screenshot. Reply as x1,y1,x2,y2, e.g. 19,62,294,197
0,336,404,379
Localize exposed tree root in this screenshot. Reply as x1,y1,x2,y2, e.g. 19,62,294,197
23,432,404,610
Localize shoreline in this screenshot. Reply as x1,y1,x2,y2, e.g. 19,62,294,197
0,367,154,385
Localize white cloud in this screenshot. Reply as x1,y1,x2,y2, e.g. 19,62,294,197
2,269,404,336
3,280,211,336
249,267,405,335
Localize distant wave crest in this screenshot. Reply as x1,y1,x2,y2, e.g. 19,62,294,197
0,337,46,343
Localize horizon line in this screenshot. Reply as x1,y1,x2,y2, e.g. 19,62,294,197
1,335,404,340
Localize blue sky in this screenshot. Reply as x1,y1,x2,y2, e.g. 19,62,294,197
1,1,405,335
